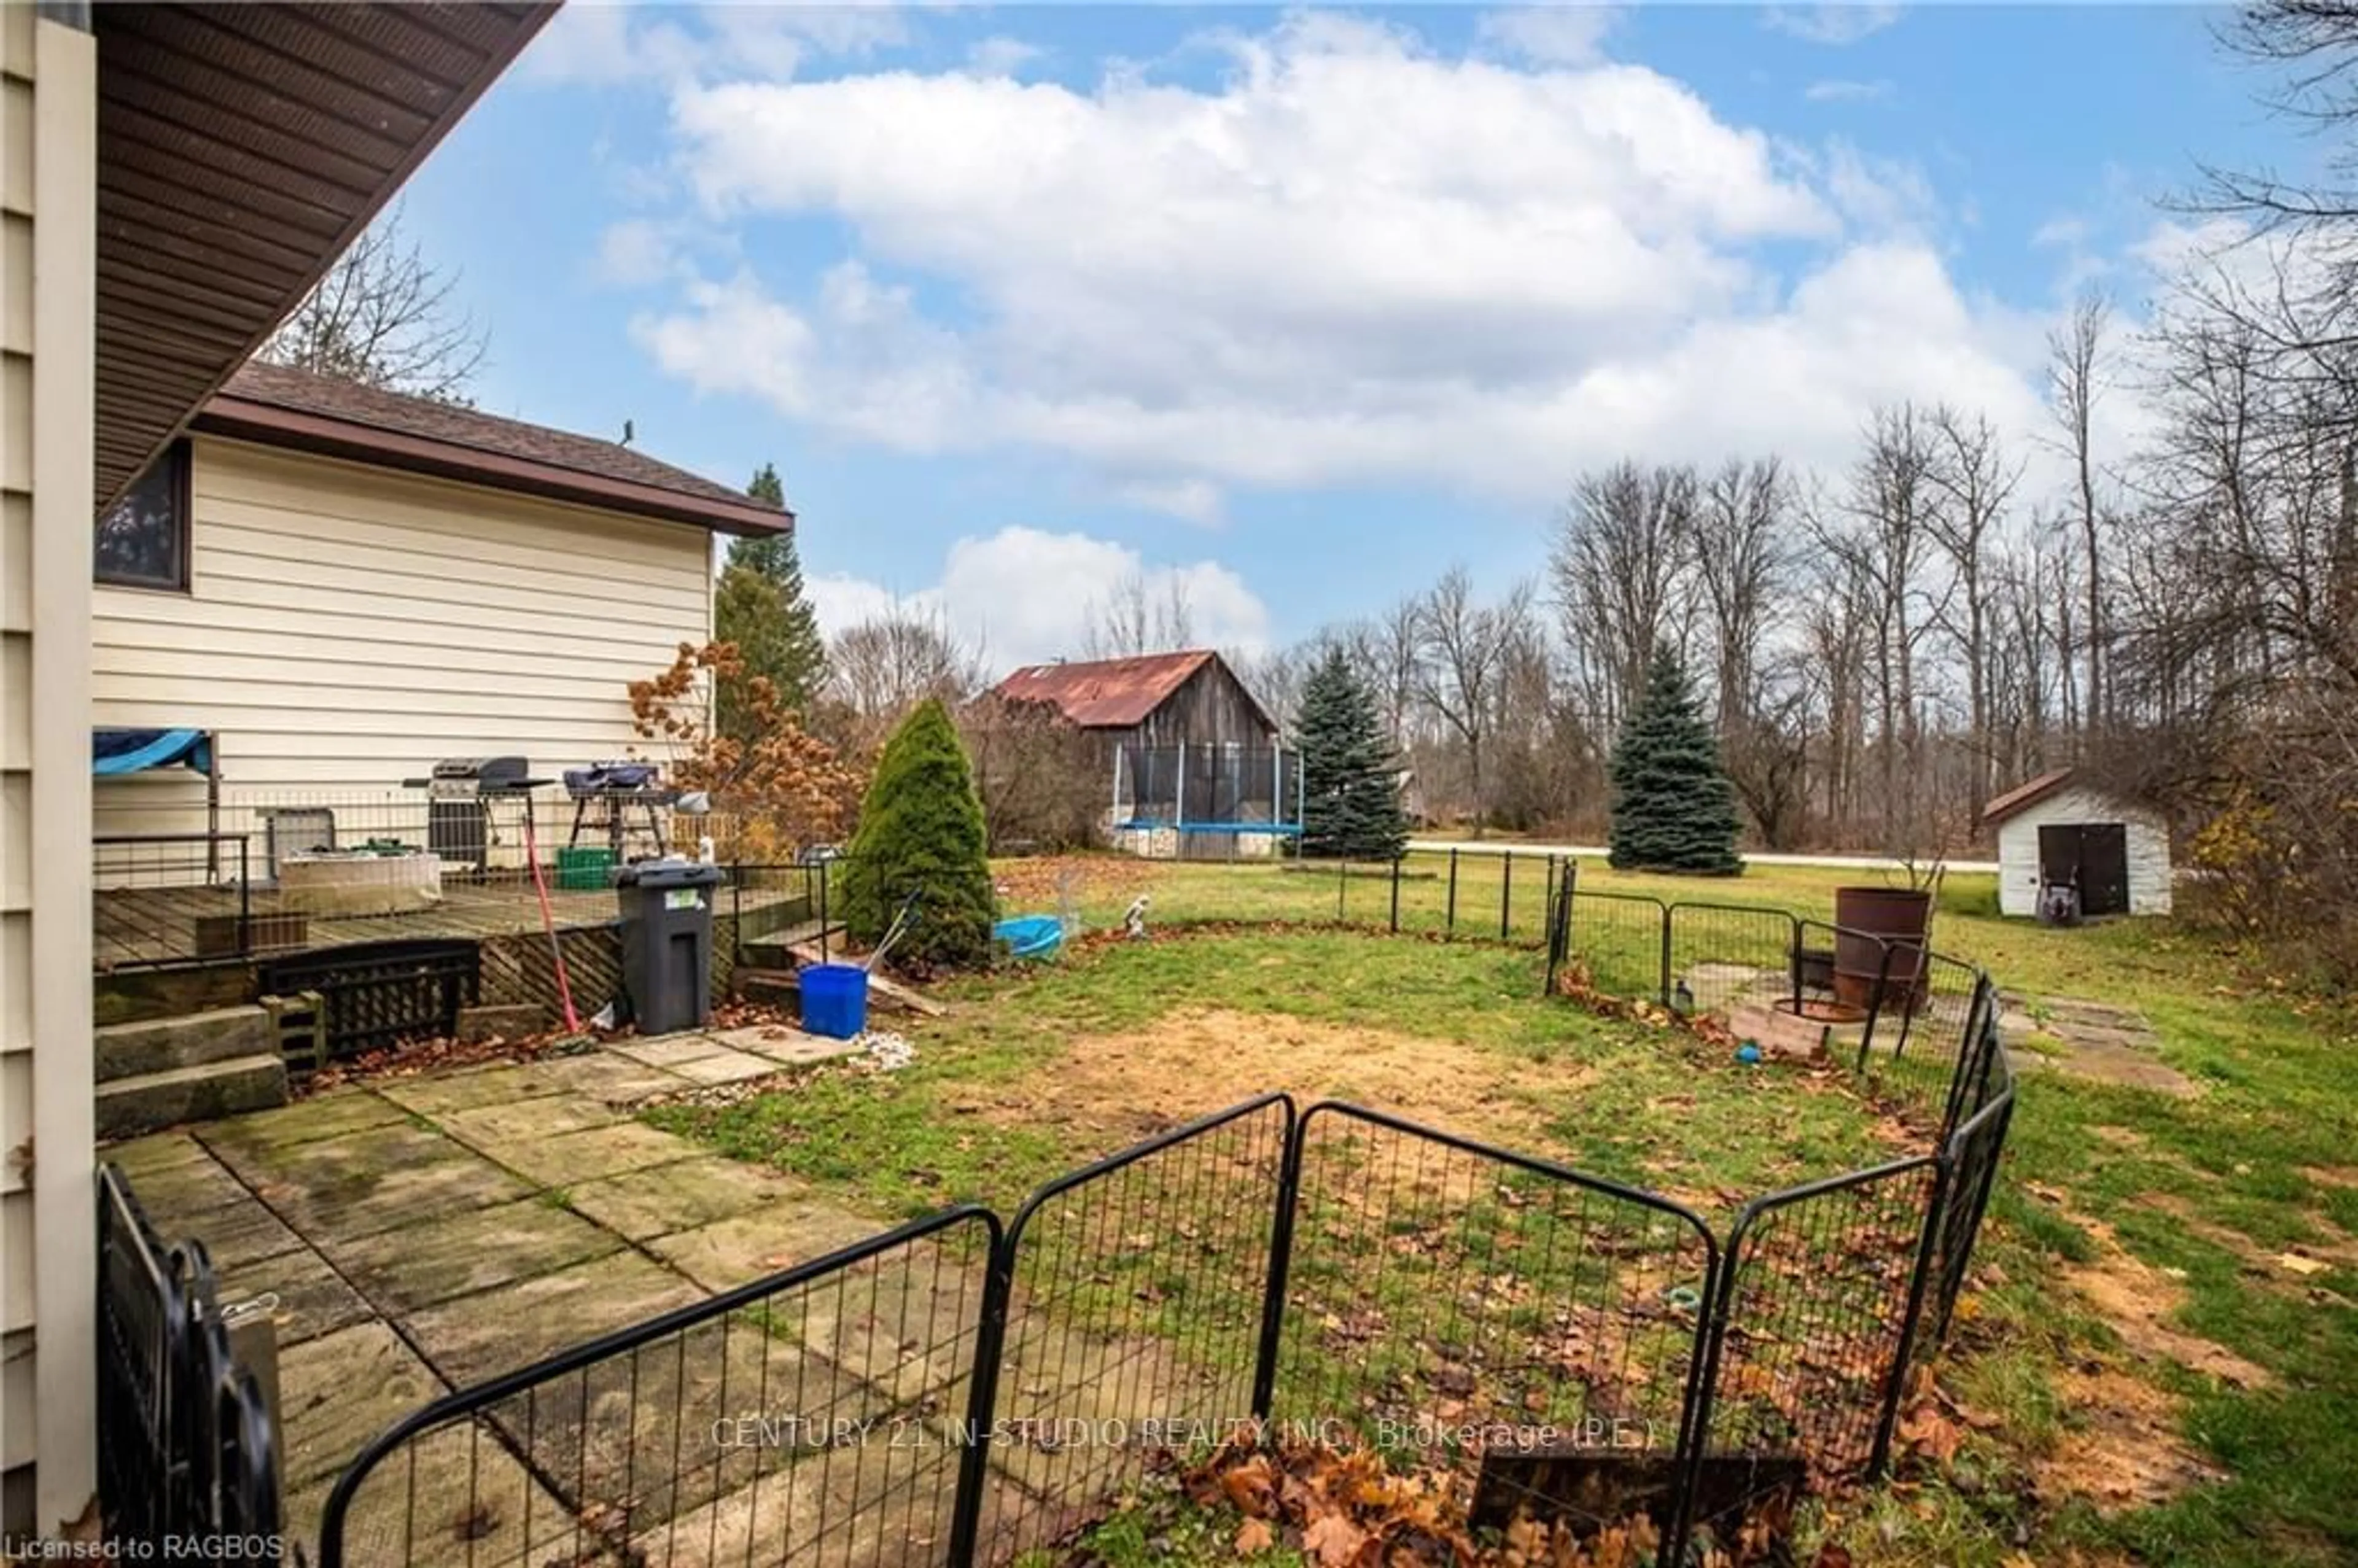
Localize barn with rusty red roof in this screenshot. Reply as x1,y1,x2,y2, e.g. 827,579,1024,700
986,651,1299,857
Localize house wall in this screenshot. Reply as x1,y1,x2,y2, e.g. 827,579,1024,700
2,6,99,1532
90,437,718,852
1996,785,2173,918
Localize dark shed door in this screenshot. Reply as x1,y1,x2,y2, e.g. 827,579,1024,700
2039,823,2131,916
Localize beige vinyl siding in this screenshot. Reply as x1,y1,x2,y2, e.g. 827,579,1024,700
0,2,38,1515
92,437,716,844
6,8,99,1533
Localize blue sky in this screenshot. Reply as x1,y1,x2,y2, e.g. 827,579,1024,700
386,3,2311,668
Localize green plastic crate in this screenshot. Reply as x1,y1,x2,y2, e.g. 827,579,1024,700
555,847,615,891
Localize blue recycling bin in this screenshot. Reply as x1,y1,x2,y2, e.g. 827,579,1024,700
799,963,868,1039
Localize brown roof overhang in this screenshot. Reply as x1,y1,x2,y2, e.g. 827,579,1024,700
194,394,792,536
91,3,559,513
1981,767,2077,826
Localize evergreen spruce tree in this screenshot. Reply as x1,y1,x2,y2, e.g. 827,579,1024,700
715,462,827,732
1608,644,1742,875
838,698,997,969
1294,646,1409,860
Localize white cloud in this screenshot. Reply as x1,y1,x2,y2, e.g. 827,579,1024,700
1804,77,1893,103
616,12,2130,515
805,527,1272,669
2031,215,2090,250
965,36,1043,78
1765,5,1904,46
590,219,682,287
1111,478,1226,527
524,1,903,90
1476,7,1622,67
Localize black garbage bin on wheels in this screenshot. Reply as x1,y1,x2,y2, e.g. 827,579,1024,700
615,860,726,1034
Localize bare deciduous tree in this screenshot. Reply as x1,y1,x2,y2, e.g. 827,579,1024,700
1691,457,1792,732
825,607,985,747
1925,406,2021,822
2047,291,2112,731
1414,567,1535,836
1552,461,1696,729
262,204,487,402
1084,572,1195,658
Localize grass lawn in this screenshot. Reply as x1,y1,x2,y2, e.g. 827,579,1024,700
650,853,2358,1567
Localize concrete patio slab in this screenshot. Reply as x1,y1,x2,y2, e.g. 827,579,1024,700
787,1255,992,1407
437,1090,628,1150
186,1194,305,1271
496,1050,695,1103
200,1089,409,1157
219,1121,537,1240
371,1050,693,1116
469,1120,704,1189
612,1033,731,1068
321,1198,625,1315
712,1024,862,1069
629,1417,960,1568
646,1205,887,1294
564,1157,812,1243
665,1048,782,1086
276,1321,449,1494
490,1311,877,1541
402,1250,707,1388
287,1415,603,1568
224,1244,374,1348
101,1131,252,1214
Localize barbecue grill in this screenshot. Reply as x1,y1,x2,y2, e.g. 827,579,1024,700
405,755,532,870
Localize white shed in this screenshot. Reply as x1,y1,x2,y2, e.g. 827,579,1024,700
1984,769,2172,918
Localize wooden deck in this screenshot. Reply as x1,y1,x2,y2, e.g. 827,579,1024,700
94,873,812,972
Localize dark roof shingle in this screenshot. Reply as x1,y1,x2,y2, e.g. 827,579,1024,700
196,362,789,535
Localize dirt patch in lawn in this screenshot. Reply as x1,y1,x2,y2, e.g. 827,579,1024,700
2065,1216,2274,1389
2146,1193,2358,1280
961,1006,1581,1146
2041,1364,2227,1511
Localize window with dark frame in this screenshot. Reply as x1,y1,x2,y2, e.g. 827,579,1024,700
94,440,190,591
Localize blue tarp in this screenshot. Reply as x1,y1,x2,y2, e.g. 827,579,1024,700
92,728,213,777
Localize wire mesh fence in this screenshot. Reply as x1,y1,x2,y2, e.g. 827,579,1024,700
972,1096,1293,1563
1683,1156,1946,1551
1270,1105,1719,1544
1858,950,1986,1124
1665,901,1801,1019
320,1208,1000,1568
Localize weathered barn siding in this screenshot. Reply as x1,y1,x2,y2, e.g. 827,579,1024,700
1121,659,1277,749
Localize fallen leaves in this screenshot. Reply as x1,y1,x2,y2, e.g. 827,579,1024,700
1173,1438,1792,1568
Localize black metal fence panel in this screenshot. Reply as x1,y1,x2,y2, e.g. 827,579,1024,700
1562,890,1671,1003
320,1208,1000,1568
1928,1082,2015,1344
963,1096,1293,1564
97,1166,282,1562
1680,1155,1945,1554
1665,902,1801,1019
1269,1104,1719,1557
